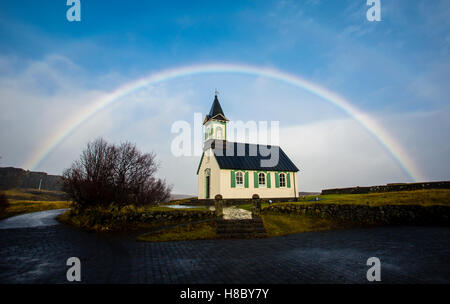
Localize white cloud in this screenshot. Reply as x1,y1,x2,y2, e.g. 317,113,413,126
281,119,407,192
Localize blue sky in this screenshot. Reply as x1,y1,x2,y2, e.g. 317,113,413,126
0,0,449,193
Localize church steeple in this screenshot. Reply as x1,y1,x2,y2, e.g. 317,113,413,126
204,94,228,124
204,93,228,142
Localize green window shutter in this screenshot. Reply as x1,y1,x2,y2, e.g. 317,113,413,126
231,171,236,188
267,172,271,188
210,128,213,136
244,172,249,188
254,172,259,188
287,172,291,188
275,172,280,188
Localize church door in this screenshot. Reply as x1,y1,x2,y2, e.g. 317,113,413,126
205,176,210,199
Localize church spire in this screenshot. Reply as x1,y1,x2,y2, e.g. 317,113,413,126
204,93,228,142
204,93,228,124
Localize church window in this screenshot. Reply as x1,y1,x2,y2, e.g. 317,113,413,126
205,168,211,177
216,127,223,140
258,172,266,187
279,173,286,187
235,171,243,187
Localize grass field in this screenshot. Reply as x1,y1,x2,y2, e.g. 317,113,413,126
137,189,450,242
2,188,69,201
137,221,217,242
239,189,450,211
0,189,72,220
3,188,448,241
136,214,348,242
313,189,450,206
260,213,349,237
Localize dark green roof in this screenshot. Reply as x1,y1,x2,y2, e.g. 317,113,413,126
197,140,300,174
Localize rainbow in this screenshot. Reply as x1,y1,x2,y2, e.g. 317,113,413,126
23,63,424,182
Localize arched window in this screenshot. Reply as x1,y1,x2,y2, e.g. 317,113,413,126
205,168,211,177
235,171,243,187
258,172,266,187
216,127,223,140
279,173,286,187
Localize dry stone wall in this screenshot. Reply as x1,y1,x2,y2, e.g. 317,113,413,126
263,203,450,226
321,181,450,195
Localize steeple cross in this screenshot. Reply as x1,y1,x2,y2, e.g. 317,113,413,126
215,88,219,96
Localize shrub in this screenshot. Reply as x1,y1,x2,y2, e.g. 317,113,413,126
63,138,172,209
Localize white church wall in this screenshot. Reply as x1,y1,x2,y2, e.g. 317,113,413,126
218,170,298,199
197,148,222,199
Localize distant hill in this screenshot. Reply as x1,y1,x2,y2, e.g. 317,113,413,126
0,167,63,191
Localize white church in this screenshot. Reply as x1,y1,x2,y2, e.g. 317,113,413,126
197,94,300,200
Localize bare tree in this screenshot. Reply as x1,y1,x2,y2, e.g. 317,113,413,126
63,138,172,209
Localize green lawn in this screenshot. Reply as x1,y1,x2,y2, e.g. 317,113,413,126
261,213,349,237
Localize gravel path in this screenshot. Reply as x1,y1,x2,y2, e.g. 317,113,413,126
222,206,252,220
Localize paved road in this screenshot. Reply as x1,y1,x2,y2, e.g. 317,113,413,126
0,209,68,229
0,210,449,284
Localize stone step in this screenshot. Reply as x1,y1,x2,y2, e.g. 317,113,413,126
217,226,265,229
216,219,263,225
218,232,267,239
216,223,265,228
217,227,266,232
216,217,267,238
